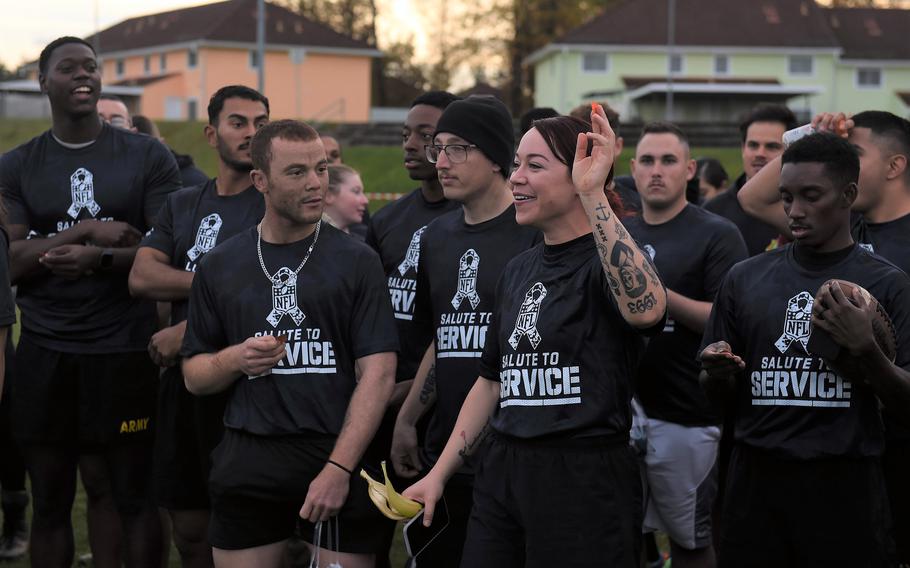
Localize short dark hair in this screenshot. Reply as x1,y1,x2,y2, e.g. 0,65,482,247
410,91,460,110
740,104,797,142
132,115,158,137
251,119,319,174
569,102,620,130
782,132,859,188
207,85,270,125
640,121,689,147
98,93,125,103
532,115,624,216
39,36,96,76
520,107,560,135
852,111,910,177
696,157,728,189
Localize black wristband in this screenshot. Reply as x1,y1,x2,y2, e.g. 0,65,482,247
327,459,352,476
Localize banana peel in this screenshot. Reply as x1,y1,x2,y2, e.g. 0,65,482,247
360,461,423,520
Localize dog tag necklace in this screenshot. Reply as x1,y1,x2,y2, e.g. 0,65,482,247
257,220,321,327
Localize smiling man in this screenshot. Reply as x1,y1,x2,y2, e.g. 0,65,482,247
625,123,746,568
700,132,910,567
705,104,797,256
0,36,181,568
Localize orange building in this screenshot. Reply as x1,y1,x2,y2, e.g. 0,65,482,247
28,0,380,122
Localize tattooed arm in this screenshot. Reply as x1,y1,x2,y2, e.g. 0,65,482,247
575,105,667,329
391,343,437,477
403,376,499,526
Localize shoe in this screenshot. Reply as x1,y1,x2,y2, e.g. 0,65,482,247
0,524,28,560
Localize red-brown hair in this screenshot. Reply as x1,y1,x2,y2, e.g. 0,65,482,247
531,116,625,217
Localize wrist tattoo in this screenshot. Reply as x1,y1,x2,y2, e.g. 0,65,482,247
595,202,611,222
458,420,492,463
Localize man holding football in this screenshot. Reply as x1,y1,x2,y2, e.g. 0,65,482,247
700,131,910,567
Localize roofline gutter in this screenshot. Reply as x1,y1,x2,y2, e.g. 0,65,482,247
625,82,824,100
524,43,842,66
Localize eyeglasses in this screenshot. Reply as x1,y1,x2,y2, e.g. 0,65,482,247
425,144,477,164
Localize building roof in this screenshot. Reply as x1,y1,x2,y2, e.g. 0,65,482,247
556,0,839,50
826,7,910,60
84,0,375,54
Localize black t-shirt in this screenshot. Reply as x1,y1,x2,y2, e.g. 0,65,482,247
141,180,265,324
0,230,17,332
702,244,910,459
181,224,399,436
366,188,460,381
478,234,654,439
704,173,780,257
0,124,181,353
626,204,747,425
413,205,541,466
852,212,910,440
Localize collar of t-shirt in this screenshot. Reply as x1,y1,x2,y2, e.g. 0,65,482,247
416,187,451,209
460,203,517,233
542,232,592,264
792,241,855,271
51,132,97,150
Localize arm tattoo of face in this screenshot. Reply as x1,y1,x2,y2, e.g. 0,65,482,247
419,364,436,405
458,419,492,463
610,241,648,298
595,202,612,222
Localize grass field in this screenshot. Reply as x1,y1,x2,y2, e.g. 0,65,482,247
0,119,745,204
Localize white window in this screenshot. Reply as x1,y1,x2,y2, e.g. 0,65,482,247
160,53,167,71
143,56,150,74
668,53,684,75
164,96,183,119
581,52,608,73
788,55,813,76
714,54,729,75
856,67,882,88
249,50,260,69
187,49,198,69
115,59,124,77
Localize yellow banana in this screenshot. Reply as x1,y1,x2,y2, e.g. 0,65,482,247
381,461,423,518
360,469,407,520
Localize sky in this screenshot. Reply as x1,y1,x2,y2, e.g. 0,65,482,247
0,0,429,69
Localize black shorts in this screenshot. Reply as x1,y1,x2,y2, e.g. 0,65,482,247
883,438,910,564
720,443,892,568
460,434,642,568
154,366,210,510
208,428,387,552
11,336,158,447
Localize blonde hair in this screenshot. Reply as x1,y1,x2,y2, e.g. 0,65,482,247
327,164,359,195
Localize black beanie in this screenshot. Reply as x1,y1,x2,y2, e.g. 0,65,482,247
434,96,514,179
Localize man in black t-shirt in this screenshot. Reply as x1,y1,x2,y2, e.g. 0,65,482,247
181,120,398,567
391,96,539,567
129,85,269,566
737,109,910,563
365,90,460,567
701,133,910,567
626,123,747,568
704,104,796,256
0,37,181,568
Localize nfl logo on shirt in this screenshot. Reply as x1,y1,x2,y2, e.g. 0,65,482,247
68,167,101,219
187,214,223,261
509,282,547,350
267,267,306,327
452,248,481,310
775,291,813,354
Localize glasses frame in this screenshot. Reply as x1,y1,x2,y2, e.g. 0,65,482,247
424,143,478,164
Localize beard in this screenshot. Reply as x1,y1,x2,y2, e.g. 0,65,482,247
217,136,253,173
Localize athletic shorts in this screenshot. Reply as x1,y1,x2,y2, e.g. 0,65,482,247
636,403,720,550
11,336,157,447
207,428,387,552
153,365,209,510
460,434,642,568
720,443,892,568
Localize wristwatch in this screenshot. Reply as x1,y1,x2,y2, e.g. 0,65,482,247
99,248,114,270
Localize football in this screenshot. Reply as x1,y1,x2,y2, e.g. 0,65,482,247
811,279,897,373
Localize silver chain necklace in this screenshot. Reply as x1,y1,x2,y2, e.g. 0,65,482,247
256,220,321,281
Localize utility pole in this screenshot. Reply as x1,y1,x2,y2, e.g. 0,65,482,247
257,0,266,93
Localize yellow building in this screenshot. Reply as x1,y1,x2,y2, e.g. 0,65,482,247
27,0,380,122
